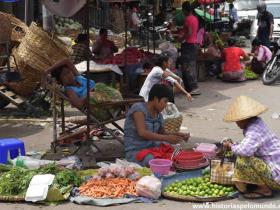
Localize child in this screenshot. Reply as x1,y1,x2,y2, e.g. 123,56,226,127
139,54,192,103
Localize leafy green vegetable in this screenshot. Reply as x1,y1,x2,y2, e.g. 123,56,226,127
0,167,36,196
54,170,82,189
0,164,81,197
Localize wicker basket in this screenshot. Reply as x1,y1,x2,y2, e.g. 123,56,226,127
162,191,236,202
164,115,183,133
0,195,25,202
0,13,12,43
15,22,72,73
0,12,28,43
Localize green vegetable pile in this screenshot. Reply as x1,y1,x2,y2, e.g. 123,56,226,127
164,174,236,198
0,164,81,197
245,67,258,80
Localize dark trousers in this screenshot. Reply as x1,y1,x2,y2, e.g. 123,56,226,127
180,43,198,92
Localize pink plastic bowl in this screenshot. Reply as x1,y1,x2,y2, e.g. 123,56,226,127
149,159,173,175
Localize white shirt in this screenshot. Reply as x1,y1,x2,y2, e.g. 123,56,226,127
131,12,141,28
229,7,238,22
139,66,176,102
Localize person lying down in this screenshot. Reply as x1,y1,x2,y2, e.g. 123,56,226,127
45,59,123,121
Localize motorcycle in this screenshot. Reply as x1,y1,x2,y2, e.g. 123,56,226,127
262,38,280,85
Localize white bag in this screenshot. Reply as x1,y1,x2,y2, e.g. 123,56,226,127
136,176,162,199
162,102,182,120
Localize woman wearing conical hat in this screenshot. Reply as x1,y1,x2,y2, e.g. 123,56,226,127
223,95,280,199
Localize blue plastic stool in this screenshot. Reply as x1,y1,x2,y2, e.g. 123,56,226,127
0,138,25,164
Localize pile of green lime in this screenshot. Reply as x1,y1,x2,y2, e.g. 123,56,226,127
164,175,235,198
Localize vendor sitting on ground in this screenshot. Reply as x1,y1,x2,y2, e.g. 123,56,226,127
92,28,118,60
223,95,280,199
248,38,272,74
70,34,93,64
125,84,190,167
139,53,192,103
45,59,123,121
221,37,250,81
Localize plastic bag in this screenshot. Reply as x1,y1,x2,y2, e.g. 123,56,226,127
136,176,162,199
161,102,182,119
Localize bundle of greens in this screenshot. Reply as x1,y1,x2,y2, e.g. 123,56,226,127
0,164,81,197
245,66,258,80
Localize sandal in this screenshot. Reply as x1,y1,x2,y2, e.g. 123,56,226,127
243,192,273,199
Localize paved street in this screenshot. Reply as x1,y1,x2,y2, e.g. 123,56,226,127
1,79,280,210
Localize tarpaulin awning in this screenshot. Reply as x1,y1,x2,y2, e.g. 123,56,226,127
195,8,229,22
42,0,86,17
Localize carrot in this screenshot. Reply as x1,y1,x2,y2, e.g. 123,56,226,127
78,178,138,198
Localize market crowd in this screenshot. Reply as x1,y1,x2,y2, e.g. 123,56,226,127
43,0,280,200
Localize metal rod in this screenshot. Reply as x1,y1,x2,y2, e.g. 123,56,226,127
152,1,155,54
124,0,127,81
61,99,65,133
52,79,57,153
86,0,91,140
146,0,149,52
24,0,29,25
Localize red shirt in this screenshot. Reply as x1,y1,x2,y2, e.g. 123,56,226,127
184,15,199,44
222,47,246,72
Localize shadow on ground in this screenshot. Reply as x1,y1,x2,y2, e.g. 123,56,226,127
176,79,247,111
0,123,45,138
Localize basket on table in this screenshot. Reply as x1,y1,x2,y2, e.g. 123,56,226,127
162,102,183,133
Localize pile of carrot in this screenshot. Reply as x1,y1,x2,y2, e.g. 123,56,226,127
79,178,138,198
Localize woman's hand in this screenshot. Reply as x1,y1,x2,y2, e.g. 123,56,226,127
167,134,185,144
175,132,190,141
223,141,232,151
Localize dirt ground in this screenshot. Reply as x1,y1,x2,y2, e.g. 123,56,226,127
1,79,280,210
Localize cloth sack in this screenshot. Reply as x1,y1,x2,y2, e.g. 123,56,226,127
210,159,234,185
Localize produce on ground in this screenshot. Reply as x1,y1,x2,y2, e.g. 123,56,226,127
93,165,140,180
163,174,236,198
0,164,81,197
79,178,137,198
245,67,258,79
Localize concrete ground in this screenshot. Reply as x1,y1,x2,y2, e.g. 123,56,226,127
1,79,280,210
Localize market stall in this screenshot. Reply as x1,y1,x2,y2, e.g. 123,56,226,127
0,140,240,206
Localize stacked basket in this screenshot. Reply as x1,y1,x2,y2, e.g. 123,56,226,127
0,12,28,44
8,22,72,96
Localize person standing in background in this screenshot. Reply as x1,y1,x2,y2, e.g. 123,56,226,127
257,2,274,48
229,3,239,35
179,1,200,95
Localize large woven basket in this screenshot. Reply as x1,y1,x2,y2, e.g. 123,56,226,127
0,13,12,43
164,115,183,133
0,12,28,43
162,191,237,202
15,22,72,73
0,194,25,202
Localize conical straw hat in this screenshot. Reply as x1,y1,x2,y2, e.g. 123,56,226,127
223,95,268,122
